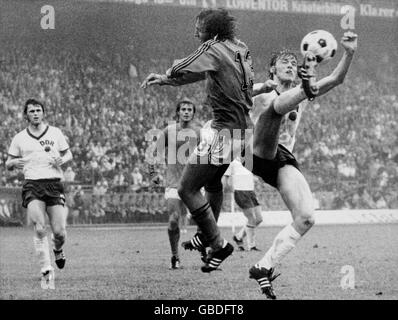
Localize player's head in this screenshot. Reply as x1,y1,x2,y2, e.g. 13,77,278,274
269,49,298,83
195,8,236,43
176,98,196,122
23,99,45,124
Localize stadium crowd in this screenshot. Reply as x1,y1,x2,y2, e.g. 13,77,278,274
0,42,397,224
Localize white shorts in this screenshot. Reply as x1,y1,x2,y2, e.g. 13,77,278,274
164,187,180,200
192,120,244,166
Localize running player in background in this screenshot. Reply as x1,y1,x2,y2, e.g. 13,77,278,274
6,99,73,287
149,99,201,269
142,8,256,272
223,159,263,251
248,32,358,299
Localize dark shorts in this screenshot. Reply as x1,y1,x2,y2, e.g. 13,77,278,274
22,179,66,208
251,144,300,189
234,190,259,209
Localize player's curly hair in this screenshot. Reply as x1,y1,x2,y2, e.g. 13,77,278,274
269,49,298,79
196,8,236,41
23,98,45,114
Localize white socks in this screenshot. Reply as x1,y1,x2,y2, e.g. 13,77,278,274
236,226,246,241
258,224,301,270
246,225,256,249
33,235,52,274
236,225,256,249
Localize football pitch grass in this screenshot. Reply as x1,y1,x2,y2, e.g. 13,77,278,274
1,223,397,300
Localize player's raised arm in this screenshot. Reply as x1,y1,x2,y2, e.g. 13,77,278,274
314,32,357,96
271,32,357,116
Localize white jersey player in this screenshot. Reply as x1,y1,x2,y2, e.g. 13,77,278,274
6,99,73,287
247,33,358,299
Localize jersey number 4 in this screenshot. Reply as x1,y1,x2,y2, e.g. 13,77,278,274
235,50,253,91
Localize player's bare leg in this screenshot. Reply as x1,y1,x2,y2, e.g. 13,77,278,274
251,165,314,298
246,206,263,251
167,199,183,269
234,207,255,250
28,200,54,284
48,205,67,269
234,206,263,251
178,162,234,273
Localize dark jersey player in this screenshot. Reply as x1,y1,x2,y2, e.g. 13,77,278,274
142,8,257,272
149,99,201,269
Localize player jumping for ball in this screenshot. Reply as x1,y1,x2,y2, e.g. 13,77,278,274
247,32,358,299
148,99,202,269
6,99,73,287
142,8,256,272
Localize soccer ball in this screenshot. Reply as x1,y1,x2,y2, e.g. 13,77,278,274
300,30,338,64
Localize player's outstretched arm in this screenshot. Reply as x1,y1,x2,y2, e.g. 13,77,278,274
315,32,358,96
271,32,357,116
141,72,205,88
141,41,218,89
140,73,168,88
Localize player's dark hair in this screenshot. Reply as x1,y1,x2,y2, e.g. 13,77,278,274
175,98,196,120
269,49,298,79
23,99,45,114
196,8,236,41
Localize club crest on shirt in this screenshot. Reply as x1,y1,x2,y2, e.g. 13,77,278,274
40,139,55,147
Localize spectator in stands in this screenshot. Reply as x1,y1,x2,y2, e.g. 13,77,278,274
90,195,105,224
72,187,85,223
373,191,388,209
93,180,107,196
352,186,376,209
98,195,107,223
131,167,143,190
113,170,126,192
118,194,128,222
64,166,76,183
67,188,77,225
